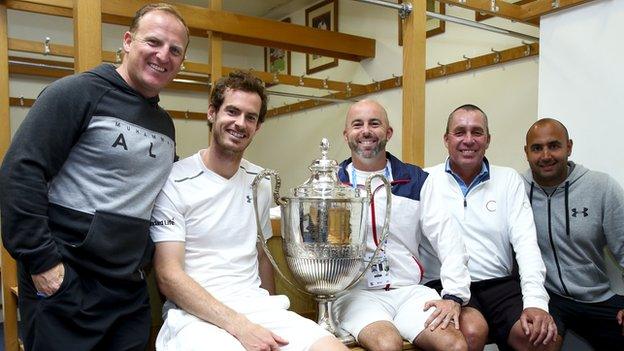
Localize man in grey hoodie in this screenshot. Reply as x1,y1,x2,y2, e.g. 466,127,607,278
523,118,624,348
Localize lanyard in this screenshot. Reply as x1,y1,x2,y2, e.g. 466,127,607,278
350,163,391,189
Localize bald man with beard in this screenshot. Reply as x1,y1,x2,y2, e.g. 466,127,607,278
333,100,472,351
523,118,624,349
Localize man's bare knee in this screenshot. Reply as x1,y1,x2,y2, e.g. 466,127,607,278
507,320,562,351
460,308,489,351
415,327,468,351
358,321,403,351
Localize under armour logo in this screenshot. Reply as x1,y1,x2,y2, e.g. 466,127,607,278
246,195,252,203
571,207,589,217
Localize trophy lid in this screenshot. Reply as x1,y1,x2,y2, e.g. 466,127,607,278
291,138,363,200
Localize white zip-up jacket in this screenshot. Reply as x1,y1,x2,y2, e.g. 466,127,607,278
419,162,549,311
338,153,471,304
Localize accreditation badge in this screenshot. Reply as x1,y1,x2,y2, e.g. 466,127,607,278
364,251,390,288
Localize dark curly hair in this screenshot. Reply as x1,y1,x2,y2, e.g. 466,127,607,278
209,71,268,124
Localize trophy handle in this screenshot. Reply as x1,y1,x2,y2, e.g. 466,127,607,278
344,173,392,291
251,170,311,296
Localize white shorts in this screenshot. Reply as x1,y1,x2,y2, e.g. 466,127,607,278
156,296,330,351
334,285,440,343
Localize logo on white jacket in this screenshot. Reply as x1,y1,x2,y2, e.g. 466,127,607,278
571,207,589,217
486,200,497,212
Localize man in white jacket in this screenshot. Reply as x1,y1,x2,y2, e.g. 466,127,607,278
419,104,560,351
334,100,471,351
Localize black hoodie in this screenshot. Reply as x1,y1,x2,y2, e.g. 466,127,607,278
0,64,176,281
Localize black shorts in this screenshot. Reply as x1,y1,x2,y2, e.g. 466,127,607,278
549,291,624,349
426,276,523,350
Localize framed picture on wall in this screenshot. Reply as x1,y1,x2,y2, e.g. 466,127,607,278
264,17,292,78
305,0,339,75
398,0,445,46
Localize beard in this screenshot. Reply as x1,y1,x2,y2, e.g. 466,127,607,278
349,138,387,159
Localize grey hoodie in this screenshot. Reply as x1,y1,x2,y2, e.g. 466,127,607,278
522,162,624,302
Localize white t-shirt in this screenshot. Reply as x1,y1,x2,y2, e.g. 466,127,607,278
150,151,273,307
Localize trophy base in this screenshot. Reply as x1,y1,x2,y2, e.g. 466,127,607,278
335,329,356,346
316,296,357,346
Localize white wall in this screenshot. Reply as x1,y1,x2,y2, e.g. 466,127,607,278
539,0,624,187
539,0,624,296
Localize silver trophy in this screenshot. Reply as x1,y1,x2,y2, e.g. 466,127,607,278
251,138,391,344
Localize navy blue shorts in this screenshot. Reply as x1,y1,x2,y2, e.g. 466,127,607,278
549,291,624,349
426,276,523,350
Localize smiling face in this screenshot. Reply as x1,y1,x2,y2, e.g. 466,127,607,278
343,100,393,170
525,119,573,187
444,108,491,182
208,88,262,156
117,10,188,98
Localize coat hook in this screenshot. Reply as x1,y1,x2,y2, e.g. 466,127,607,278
372,79,380,91
490,0,500,12
19,96,25,107
272,72,279,84
346,82,352,97
437,62,447,75
462,54,472,70
491,48,501,63
392,74,402,87
115,48,122,63
299,74,305,86
522,41,532,56
322,77,329,89
43,37,51,55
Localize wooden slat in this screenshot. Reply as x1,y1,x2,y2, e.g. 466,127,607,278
266,43,540,118
9,96,36,107
6,0,73,18
476,0,540,26
426,43,539,80
401,1,427,166
104,0,375,61
8,37,366,92
73,0,101,72
8,94,207,121
9,62,71,78
9,37,74,57
1,3,10,162
8,0,375,62
437,0,525,22
520,0,596,20
1,247,19,351
209,0,222,88
20,0,72,7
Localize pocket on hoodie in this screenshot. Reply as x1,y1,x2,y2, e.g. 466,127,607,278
61,210,152,279
561,262,608,296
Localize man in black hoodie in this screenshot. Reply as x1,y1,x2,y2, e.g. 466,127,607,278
0,3,188,350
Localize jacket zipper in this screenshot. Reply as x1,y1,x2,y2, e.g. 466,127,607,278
546,194,571,295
